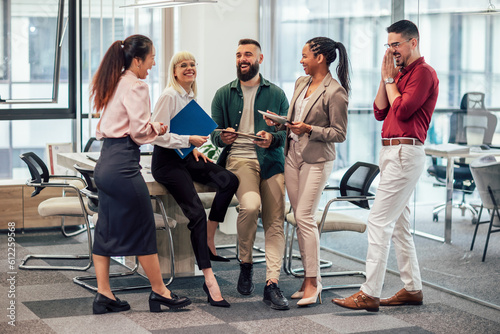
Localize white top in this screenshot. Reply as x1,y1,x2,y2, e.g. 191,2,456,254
96,70,161,145
290,85,310,142
151,86,195,149
229,84,258,159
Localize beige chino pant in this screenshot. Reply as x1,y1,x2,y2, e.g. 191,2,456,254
226,156,286,281
285,140,333,278
361,145,424,298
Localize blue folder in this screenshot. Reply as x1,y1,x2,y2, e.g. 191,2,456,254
169,100,218,158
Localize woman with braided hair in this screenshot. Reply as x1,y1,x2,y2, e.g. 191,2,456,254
264,36,350,306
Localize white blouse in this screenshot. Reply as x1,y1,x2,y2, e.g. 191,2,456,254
151,86,194,149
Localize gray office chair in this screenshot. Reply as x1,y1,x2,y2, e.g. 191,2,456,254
72,164,176,292
427,92,497,223
284,161,379,290
19,152,93,271
83,137,102,153
469,155,500,262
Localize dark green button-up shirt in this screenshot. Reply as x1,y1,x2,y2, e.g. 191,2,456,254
210,74,289,179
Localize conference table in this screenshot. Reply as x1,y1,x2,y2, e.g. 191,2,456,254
423,144,500,244
57,152,214,277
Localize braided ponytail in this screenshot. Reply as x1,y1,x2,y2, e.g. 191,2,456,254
307,37,351,95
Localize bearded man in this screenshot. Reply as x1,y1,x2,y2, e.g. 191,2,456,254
211,38,290,310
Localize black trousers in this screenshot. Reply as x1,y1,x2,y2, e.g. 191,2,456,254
151,146,239,269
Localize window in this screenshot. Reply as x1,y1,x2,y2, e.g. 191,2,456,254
262,0,500,174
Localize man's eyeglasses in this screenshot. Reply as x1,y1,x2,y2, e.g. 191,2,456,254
384,39,412,50
176,62,197,69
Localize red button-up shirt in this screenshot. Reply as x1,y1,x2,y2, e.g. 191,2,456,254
374,57,439,143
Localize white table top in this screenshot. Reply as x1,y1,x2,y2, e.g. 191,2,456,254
57,152,214,195
424,144,500,159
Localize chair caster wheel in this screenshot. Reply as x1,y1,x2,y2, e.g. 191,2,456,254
472,217,478,225
433,213,439,222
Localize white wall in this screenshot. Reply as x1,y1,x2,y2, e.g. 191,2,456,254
175,0,259,114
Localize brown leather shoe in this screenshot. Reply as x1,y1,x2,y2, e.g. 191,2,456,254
331,290,380,312
380,288,423,306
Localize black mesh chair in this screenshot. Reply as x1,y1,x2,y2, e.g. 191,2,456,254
72,164,176,292
19,152,93,271
427,92,497,222
470,156,500,262
284,161,379,290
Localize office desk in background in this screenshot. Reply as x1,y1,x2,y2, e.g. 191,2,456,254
424,144,500,244
58,152,215,277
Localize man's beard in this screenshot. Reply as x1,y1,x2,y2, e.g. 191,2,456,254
237,60,260,82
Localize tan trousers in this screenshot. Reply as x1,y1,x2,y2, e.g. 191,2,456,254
226,156,285,281
285,141,333,278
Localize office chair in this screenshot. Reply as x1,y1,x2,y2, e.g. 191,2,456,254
470,155,500,262
427,92,497,223
83,137,102,153
19,152,94,271
283,161,379,290
72,164,176,292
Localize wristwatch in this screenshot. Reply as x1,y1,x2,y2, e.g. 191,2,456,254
384,77,395,85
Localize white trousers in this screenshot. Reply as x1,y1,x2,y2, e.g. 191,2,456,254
285,141,334,278
360,144,425,298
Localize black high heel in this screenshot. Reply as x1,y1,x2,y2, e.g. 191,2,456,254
93,292,130,314
209,248,230,262
203,283,230,308
149,291,192,312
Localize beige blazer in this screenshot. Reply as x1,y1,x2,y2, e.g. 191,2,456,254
284,72,348,163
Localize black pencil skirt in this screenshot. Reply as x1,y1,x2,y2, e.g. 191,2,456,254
92,136,157,257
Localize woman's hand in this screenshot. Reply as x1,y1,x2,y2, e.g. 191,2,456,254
192,149,210,163
159,123,168,136
189,135,209,147
220,127,238,145
255,131,272,148
286,121,312,136
263,110,278,126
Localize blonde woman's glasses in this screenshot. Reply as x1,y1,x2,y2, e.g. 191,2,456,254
176,62,197,68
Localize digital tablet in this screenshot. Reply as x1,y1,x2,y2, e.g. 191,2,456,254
213,129,265,141
258,110,289,125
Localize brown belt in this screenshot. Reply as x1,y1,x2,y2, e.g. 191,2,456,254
381,138,423,146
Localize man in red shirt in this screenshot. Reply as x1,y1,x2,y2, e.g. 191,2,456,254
333,20,439,312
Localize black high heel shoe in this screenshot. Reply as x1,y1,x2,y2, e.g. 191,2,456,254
203,283,230,308
209,248,230,262
149,291,192,312
93,292,130,314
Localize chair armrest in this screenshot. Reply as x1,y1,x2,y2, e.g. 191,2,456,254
323,195,375,212
27,180,82,194
49,175,87,187
333,195,376,201
80,188,98,200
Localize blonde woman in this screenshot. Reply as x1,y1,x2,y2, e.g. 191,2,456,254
151,51,238,307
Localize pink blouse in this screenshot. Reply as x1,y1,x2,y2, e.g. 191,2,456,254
96,70,161,145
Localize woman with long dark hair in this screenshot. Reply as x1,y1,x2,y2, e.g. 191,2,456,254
90,34,191,314
265,36,350,306
151,51,238,307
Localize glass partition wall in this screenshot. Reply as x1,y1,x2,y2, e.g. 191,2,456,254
0,0,164,179
80,1,164,153
0,0,72,179
1,0,499,182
